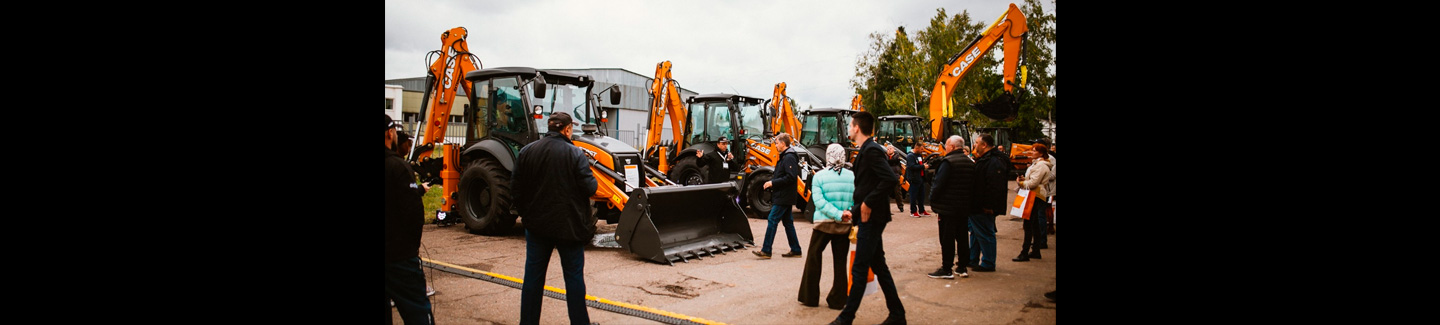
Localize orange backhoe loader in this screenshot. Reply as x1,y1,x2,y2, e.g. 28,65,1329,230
405,33,748,264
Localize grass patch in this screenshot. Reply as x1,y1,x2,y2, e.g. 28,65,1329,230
421,179,444,224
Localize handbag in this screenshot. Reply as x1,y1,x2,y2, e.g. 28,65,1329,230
814,220,852,235
1009,188,1035,219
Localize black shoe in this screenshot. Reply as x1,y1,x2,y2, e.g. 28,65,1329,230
1044,291,1055,302
971,265,995,272
1013,254,1030,262
879,315,907,325
753,251,772,259
1028,251,1042,259
782,251,802,258
801,301,819,308
967,262,981,269
926,268,955,279
1037,243,1049,249
828,318,853,325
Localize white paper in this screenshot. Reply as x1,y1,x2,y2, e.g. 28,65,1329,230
624,165,640,190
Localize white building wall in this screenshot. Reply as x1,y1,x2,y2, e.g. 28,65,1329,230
385,85,404,122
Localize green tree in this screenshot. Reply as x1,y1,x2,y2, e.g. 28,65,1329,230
989,0,1055,143
916,8,995,125
852,1,1056,143
881,27,929,117
851,30,904,117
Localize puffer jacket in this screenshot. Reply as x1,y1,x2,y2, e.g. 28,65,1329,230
810,167,856,223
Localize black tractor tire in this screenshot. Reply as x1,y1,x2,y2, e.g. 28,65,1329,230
746,173,773,218
669,156,707,186
457,158,516,236
594,202,621,225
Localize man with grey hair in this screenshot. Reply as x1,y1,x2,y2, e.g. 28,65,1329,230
926,135,977,279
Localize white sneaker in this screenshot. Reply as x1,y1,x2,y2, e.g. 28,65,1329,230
426,286,436,297
958,272,970,278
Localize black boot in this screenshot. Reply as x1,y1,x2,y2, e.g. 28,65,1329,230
1028,250,1042,259
1013,249,1031,262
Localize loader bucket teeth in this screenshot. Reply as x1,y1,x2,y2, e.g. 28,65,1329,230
615,183,753,265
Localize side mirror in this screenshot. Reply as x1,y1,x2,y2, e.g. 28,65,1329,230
609,85,622,105
532,75,547,98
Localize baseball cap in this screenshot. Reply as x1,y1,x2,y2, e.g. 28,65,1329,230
547,112,574,131
718,136,729,143
384,114,400,131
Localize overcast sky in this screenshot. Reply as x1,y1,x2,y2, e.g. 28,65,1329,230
385,0,1038,110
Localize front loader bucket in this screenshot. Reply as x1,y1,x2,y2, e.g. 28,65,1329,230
615,183,753,265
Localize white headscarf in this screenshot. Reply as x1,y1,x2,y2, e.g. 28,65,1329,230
826,143,849,172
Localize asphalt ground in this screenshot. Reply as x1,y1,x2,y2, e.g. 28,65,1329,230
397,180,1054,324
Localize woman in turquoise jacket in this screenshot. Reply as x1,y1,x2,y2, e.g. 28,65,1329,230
798,144,856,310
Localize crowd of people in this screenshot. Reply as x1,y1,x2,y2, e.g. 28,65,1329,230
384,110,1056,324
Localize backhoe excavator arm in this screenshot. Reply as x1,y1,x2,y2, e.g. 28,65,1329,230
851,94,864,112
770,83,801,138
644,61,688,168
412,27,482,163
928,3,1027,140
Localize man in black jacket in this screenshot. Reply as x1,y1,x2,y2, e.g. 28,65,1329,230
512,112,599,325
926,135,976,280
694,136,734,184
904,145,929,217
967,134,1011,273
754,133,803,259
830,111,905,325
384,114,433,325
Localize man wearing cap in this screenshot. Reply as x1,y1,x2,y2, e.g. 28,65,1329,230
512,112,598,325
384,115,433,324
694,136,735,184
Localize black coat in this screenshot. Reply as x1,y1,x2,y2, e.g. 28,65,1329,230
850,138,899,224
973,147,1012,214
905,152,926,181
929,149,977,216
696,148,731,183
513,132,600,242
769,147,802,206
385,147,424,264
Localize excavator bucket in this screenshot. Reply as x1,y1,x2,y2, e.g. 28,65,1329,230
615,182,752,265
973,92,1020,121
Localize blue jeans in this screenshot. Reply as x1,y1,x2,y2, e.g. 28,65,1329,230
968,214,997,268
385,256,433,325
521,230,590,325
762,204,802,255
836,221,904,322
908,180,926,213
